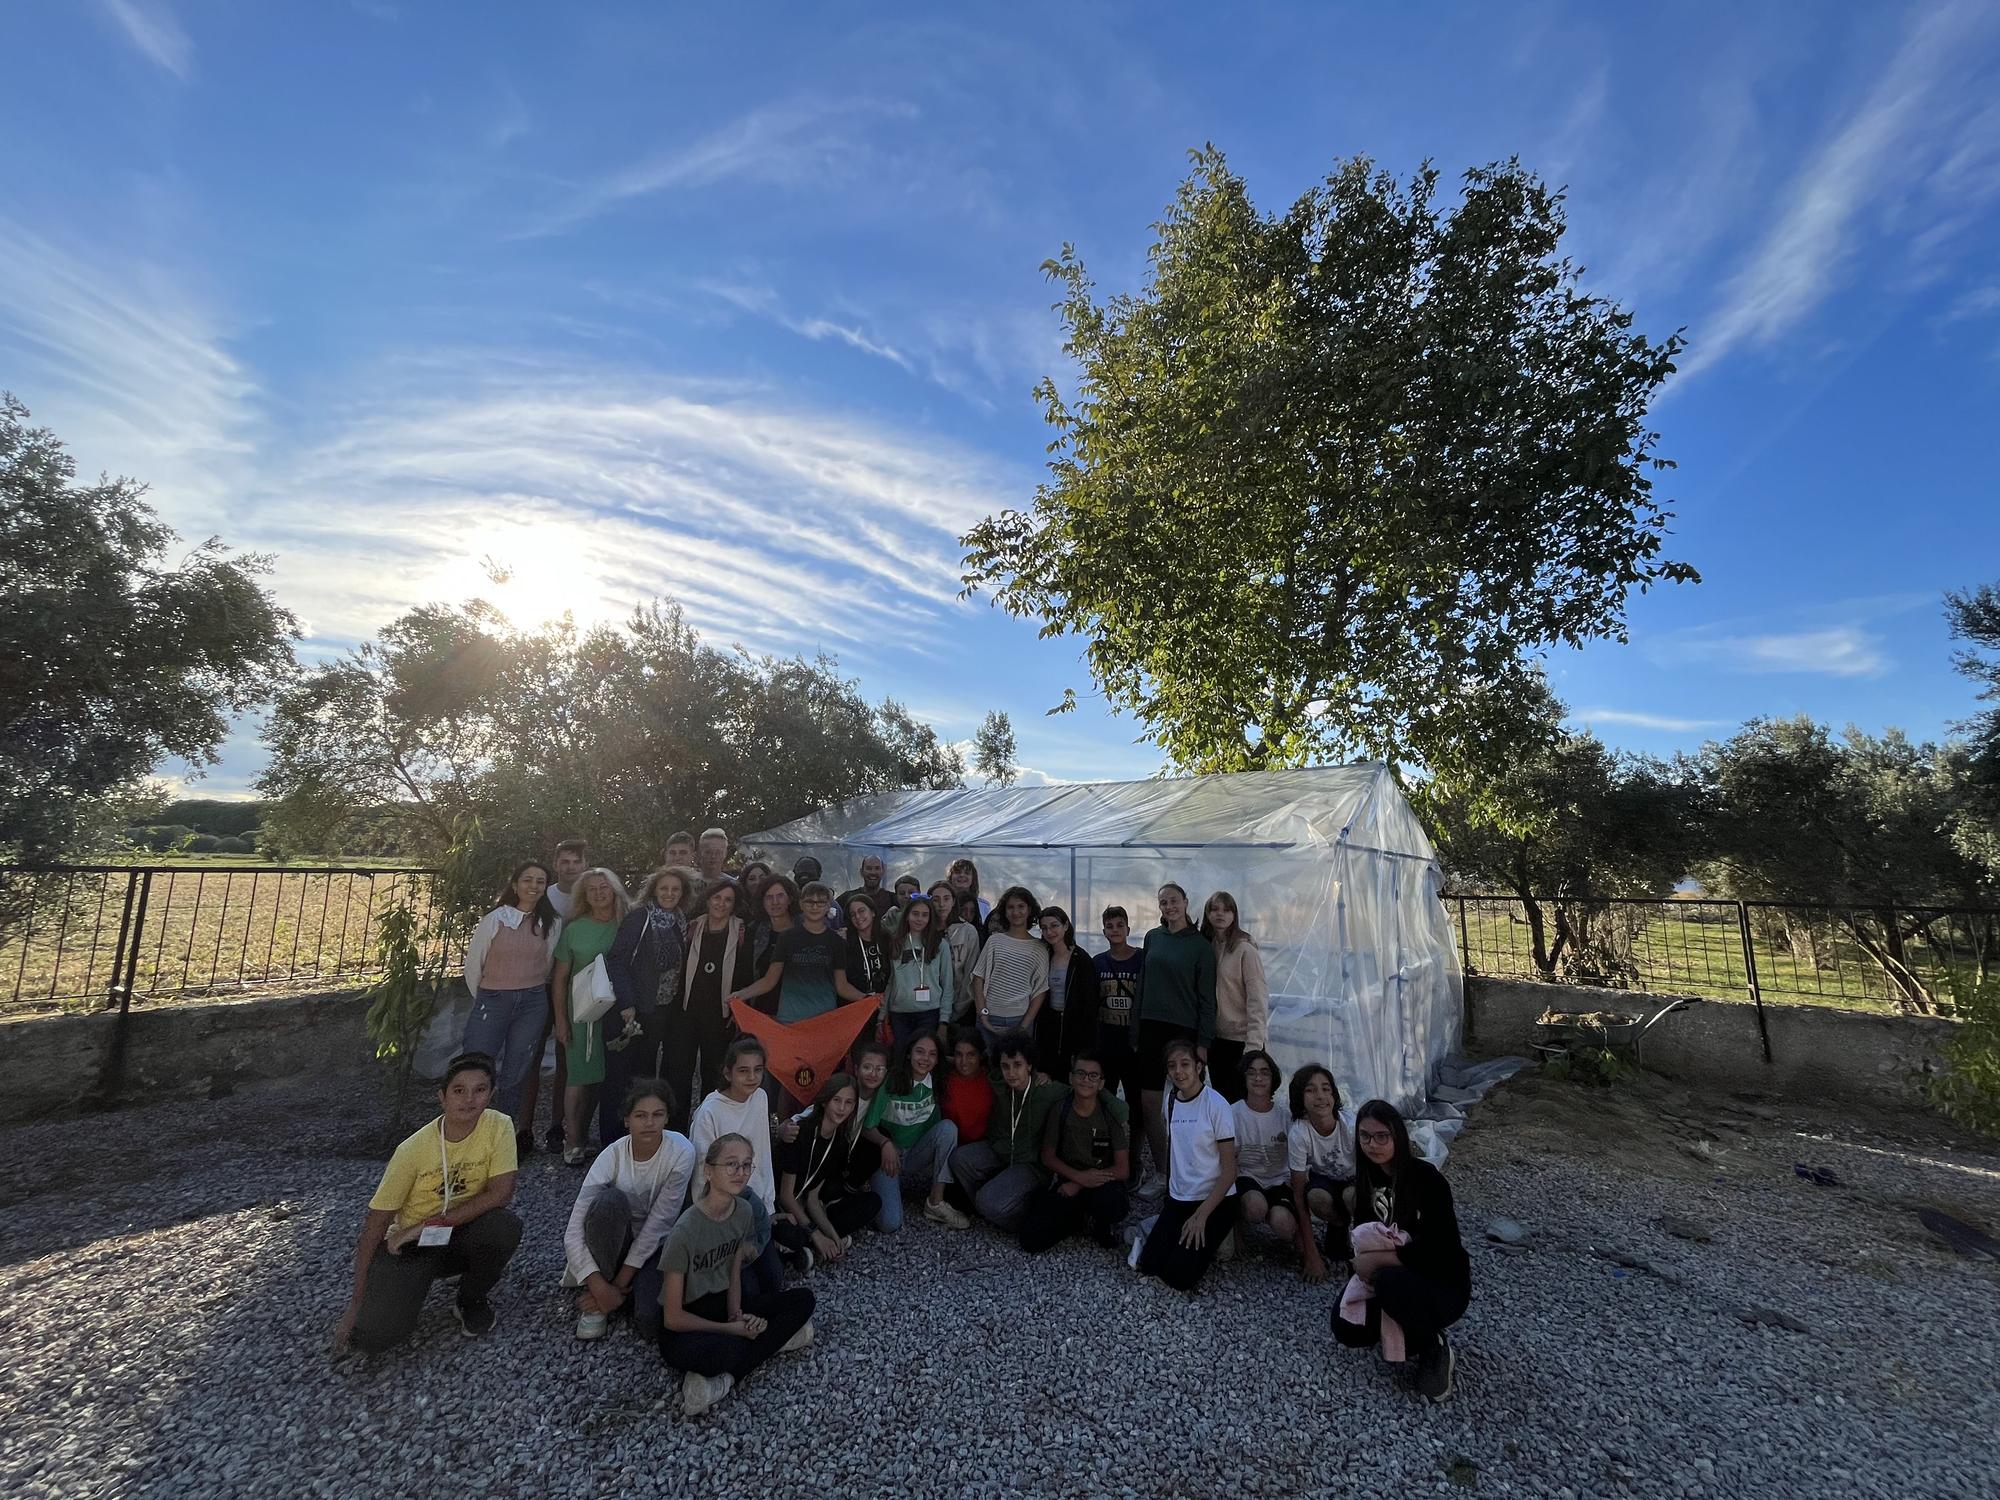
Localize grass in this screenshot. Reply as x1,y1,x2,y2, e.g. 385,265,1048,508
0,867,436,1015
1451,897,1981,1015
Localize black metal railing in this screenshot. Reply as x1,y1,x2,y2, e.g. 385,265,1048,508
0,864,438,1013
1449,891,1997,1024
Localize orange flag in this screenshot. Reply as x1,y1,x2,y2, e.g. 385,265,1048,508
729,996,881,1109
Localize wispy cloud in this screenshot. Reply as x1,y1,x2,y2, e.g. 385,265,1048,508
701,282,916,374
1567,708,1730,734
98,0,192,80
524,96,916,237
1661,627,1890,679
1680,0,2000,379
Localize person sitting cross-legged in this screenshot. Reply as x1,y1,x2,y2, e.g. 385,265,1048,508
335,1052,523,1353
1019,1049,1131,1253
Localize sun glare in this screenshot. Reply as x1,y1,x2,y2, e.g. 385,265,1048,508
438,528,620,631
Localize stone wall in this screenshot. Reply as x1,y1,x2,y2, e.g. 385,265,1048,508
0,989,377,1123
1466,976,1957,1107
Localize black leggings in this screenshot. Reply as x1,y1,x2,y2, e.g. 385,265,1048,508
658,1287,816,1379
1331,1265,1469,1357
662,1005,734,1133
1137,1193,1241,1292
1205,1039,1246,1103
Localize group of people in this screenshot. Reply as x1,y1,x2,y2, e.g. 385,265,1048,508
335,831,1471,1412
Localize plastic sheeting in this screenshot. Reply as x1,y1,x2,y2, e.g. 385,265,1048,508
742,764,1463,1116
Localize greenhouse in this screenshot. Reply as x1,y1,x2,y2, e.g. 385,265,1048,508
741,764,1464,1115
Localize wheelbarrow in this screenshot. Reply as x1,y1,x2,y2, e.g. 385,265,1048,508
1535,996,1703,1071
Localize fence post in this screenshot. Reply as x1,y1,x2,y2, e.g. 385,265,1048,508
1456,896,1472,973
93,869,153,1105
1736,901,1773,1065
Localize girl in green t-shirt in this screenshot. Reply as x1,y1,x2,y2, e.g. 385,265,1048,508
865,1032,970,1232
660,1132,818,1416
551,868,630,1165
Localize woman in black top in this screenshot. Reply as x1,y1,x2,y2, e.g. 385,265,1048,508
842,894,891,998
1034,905,1102,1082
1331,1099,1471,1402
675,879,756,1128
778,1073,882,1258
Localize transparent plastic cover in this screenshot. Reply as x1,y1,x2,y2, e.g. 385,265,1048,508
743,764,1463,1114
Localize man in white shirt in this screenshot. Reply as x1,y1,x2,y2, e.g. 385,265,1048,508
545,839,588,919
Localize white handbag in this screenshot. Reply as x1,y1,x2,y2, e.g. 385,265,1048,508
570,955,617,1059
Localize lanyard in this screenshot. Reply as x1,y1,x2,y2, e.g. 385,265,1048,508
1009,1087,1026,1143
805,1130,835,1194
437,1119,454,1215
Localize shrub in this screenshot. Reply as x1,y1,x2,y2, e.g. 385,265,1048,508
187,834,221,853
212,836,253,854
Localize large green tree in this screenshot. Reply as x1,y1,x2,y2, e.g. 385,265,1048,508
1946,582,2000,884
259,597,963,877
962,151,1696,782
1428,684,1705,979
0,394,297,878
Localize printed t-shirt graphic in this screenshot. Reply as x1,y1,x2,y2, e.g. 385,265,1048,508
662,1197,753,1302
774,926,843,1022
1093,950,1142,1031
369,1111,518,1232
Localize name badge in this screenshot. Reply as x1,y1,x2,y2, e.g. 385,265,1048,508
418,1220,454,1248
912,986,931,1008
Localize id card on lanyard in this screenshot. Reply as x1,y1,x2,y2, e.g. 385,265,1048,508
419,1121,456,1247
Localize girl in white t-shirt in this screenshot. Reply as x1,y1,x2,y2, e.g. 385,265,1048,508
1131,1038,1239,1292
1230,1050,1296,1251
564,1080,698,1342
1286,1063,1357,1284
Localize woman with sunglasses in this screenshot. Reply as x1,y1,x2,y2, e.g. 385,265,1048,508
1333,1100,1471,1403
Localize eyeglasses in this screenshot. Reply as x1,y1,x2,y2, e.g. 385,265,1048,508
718,1159,754,1174
1070,1069,1104,1082
1356,1129,1394,1145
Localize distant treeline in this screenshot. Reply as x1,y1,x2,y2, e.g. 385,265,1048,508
124,800,414,859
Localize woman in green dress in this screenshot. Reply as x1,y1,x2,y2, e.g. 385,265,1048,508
552,867,632,1165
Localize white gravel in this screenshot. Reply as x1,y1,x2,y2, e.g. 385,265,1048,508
0,1065,1995,1499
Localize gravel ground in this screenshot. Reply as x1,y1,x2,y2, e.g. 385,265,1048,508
1,1065,1996,1500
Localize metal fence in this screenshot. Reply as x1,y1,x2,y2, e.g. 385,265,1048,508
1449,891,1997,1018
0,864,438,1014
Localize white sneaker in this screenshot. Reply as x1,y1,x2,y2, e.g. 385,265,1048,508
681,1370,734,1417
1126,1235,1144,1271
780,1319,815,1354
923,1200,971,1230
575,1310,608,1341
1135,1170,1166,1200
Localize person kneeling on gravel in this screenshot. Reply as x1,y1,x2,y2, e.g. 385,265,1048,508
1330,1100,1470,1403
947,1035,1063,1231
335,1052,524,1353
661,1132,818,1416
563,1079,698,1342
1019,1049,1131,1253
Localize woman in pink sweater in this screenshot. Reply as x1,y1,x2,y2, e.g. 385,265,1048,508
1201,891,1269,1104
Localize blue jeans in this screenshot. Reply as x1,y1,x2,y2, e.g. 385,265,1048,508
890,1009,941,1050
461,986,549,1123
869,1119,959,1232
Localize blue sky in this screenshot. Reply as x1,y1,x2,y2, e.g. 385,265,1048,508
3,1,1997,795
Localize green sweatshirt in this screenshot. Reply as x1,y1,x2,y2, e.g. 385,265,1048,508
985,1078,1065,1166
1138,923,1217,1046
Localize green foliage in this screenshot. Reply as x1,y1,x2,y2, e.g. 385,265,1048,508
962,150,1695,782
0,394,298,883
158,798,266,837
211,835,253,855
1945,584,2000,887
186,834,221,854
973,711,1019,787
128,824,197,853
1930,968,2000,1135
261,598,963,877
1428,680,1705,980
363,823,483,1132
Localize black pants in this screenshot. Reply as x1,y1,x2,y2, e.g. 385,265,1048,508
1206,1039,1246,1103
658,1287,816,1379
351,1210,523,1353
1331,1265,1469,1358
1137,1193,1241,1292
1019,1179,1129,1253
663,1004,734,1133
600,1012,671,1143
1097,1028,1140,1104
777,1191,880,1245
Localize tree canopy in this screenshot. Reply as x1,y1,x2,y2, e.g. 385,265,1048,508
0,394,297,872
972,710,1019,787
259,598,964,875
962,150,1696,782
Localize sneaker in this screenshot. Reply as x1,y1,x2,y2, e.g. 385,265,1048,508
1127,1234,1144,1271
922,1200,970,1230
681,1370,734,1417
780,1319,815,1354
791,1244,816,1274
563,1146,592,1167
1134,1170,1166,1200
838,1236,853,1253
515,1129,536,1158
576,1310,608,1341
544,1126,565,1153
1414,1334,1455,1402
454,1297,497,1338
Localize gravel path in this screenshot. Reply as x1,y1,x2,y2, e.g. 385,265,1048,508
1,1066,1995,1500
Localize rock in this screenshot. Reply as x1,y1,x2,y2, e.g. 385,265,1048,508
1657,1215,1713,1243
1735,1305,1814,1335
1485,1216,1531,1246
